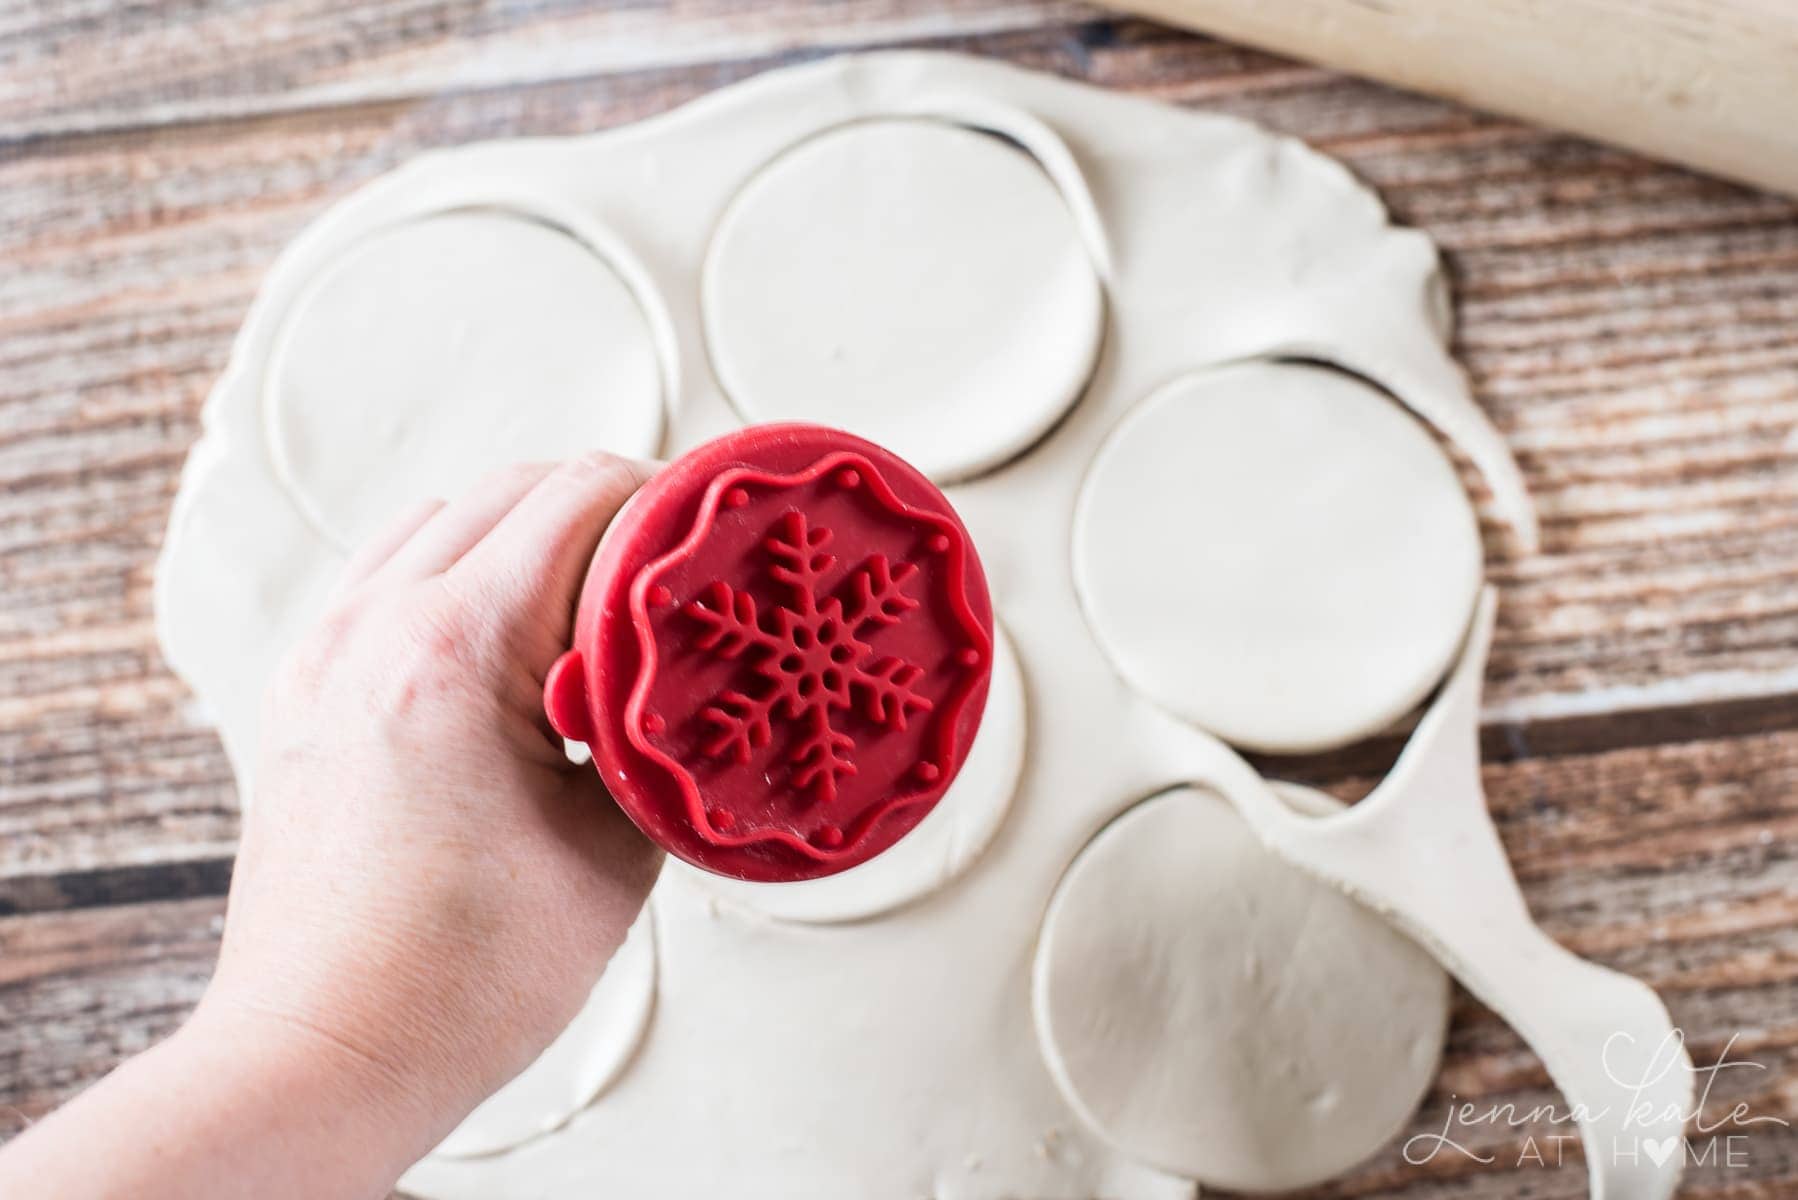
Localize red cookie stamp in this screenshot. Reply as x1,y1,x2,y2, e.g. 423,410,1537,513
544,424,994,882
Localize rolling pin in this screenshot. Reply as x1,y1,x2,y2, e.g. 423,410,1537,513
1108,0,1798,197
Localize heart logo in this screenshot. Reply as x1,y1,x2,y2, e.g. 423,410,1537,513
1642,1136,1683,1167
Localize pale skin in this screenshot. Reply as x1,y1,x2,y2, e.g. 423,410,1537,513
0,453,665,1200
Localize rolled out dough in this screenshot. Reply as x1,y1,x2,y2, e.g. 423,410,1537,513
269,211,664,550
1032,783,1449,1192
702,119,1104,483
146,50,1640,1200
1073,362,1483,753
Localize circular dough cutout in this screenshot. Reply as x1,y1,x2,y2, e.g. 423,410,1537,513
703,119,1103,482
269,210,664,550
1032,784,1448,1192
697,625,1026,924
1073,362,1481,753
433,911,656,1158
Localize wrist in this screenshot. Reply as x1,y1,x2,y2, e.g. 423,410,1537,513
0,995,465,1200
174,993,464,1188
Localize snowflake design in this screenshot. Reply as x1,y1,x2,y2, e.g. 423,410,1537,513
684,510,934,806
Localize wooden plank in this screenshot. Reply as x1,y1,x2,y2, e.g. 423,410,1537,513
0,0,1098,139
0,857,233,918
0,896,222,1136
0,696,239,881
6,727,1797,1189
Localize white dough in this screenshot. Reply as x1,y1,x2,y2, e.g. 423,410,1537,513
268,211,664,549
702,119,1103,483
696,626,1026,924
155,51,1688,1200
433,912,657,1158
1032,784,1449,1193
1073,362,1483,753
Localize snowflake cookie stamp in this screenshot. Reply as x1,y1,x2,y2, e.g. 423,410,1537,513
545,424,995,882
686,509,936,806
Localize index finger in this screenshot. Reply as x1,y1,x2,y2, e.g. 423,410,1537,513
447,451,654,630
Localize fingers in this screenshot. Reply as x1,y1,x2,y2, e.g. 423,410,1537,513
331,497,445,599
380,461,557,581
448,452,651,628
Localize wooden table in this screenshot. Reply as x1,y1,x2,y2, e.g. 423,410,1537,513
3,3,1795,1196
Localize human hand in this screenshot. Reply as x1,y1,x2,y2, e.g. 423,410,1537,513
0,455,667,1200
198,453,664,1147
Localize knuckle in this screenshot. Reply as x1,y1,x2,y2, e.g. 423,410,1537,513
453,563,564,662
482,460,551,493
369,593,496,726
364,652,443,733
558,451,647,498
268,646,317,702
269,604,360,702
428,574,510,650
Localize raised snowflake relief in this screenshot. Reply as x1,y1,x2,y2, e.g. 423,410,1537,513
685,511,934,808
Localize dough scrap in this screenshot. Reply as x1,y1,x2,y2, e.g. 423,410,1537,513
269,211,664,550
702,119,1103,483
1073,362,1483,753
1032,783,1449,1193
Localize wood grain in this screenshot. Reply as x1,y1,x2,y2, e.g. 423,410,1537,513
1,6,1796,1198
0,897,223,1134
0,0,1097,138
